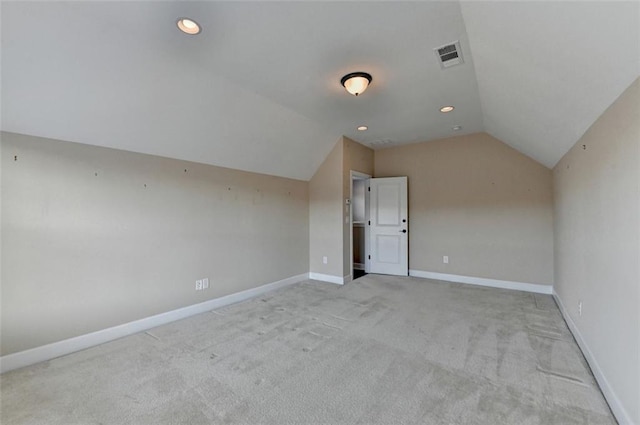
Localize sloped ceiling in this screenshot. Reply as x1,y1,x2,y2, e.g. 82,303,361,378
460,1,640,168
1,1,638,180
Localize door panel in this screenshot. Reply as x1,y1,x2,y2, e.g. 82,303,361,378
377,185,401,225
369,177,408,276
376,235,400,264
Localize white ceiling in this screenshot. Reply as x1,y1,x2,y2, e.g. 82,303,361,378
460,1,640,168
2,1,638,180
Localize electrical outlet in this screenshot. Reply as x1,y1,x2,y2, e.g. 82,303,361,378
195,280,203,291
578,301,582,316
443,255,449,264
323,256,328,264
203,278,209,289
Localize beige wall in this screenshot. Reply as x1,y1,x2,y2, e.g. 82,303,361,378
375,133,554,286
308,137,374,279
0,132,309,356
309,138,344,277
342,137,374,277
553,78,639,424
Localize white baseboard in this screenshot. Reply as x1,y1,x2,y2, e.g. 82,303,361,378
309,272,345,285
553,290,634,425
409,269,553,295
0,273,309,374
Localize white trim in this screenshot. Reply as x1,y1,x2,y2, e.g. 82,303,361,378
409,269,552,294
349,171,372,280
343,274,353,284
553,290,633,425
0,273,309,373
309,272,344,285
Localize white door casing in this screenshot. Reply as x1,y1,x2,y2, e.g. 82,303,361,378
350,171,372,277
369,177,408,276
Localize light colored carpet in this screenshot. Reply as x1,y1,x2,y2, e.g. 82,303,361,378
1,275,615,424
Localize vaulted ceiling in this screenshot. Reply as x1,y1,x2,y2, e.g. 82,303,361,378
2,1,638,180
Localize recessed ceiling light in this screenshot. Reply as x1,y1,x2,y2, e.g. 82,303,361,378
177,18,201,35
440,106,455,113
452,125,462,131
357,125,368,131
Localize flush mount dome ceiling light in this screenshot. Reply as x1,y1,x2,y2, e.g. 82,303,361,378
341,72,372,96
357,125,368,131
177,18,201,35
440,105,455,113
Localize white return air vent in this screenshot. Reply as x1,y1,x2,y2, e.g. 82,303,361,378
434,41,464,69
369,139,395,148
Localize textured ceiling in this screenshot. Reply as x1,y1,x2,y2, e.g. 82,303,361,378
2,1,638,180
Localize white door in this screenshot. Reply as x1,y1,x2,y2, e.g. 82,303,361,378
369,177,408,276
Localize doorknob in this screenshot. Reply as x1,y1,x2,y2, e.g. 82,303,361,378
400,229,407,233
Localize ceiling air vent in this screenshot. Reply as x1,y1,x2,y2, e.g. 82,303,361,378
369,140,395,148
434,41,464,69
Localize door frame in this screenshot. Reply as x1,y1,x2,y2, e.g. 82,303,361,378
350,171,371,278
